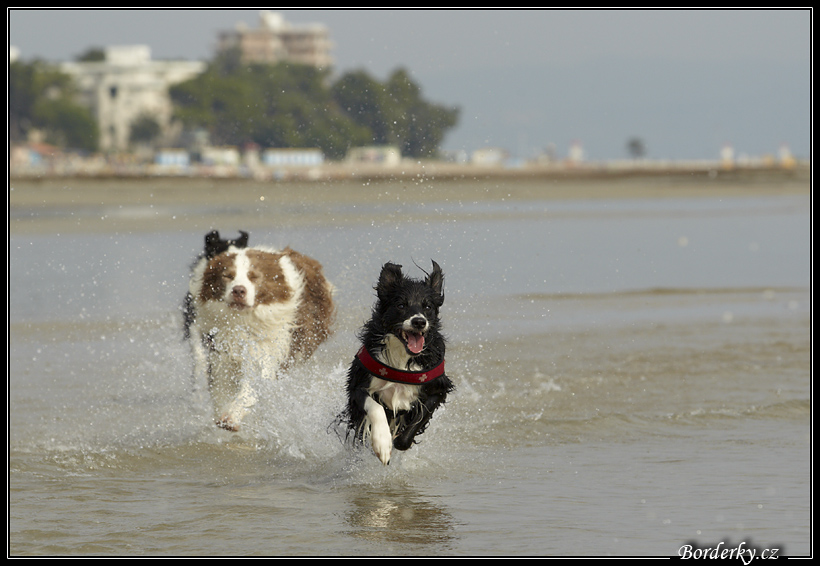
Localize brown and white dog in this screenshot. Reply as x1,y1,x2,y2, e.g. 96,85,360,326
185,230,335,431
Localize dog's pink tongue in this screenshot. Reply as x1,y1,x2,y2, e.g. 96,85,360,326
407,333,425,354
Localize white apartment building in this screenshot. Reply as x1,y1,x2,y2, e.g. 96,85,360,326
60,45,205,152
217,10,333,69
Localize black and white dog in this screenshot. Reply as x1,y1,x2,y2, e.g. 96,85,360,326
184,230,335,432
340,261,454,465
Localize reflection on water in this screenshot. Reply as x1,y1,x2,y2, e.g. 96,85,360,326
344,487,457,548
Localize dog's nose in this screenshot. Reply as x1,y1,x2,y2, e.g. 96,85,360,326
231,285,247,300
410,316,427,331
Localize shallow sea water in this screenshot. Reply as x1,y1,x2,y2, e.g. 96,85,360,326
9,182,811,556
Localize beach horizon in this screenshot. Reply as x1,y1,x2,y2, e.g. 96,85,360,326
10,164,810,236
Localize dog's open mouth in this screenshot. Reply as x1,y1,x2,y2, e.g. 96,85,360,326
401,330,425,354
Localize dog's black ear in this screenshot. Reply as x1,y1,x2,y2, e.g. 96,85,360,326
204,230,222,257
204,230,248,258
427,260,445,304
376,262,403,300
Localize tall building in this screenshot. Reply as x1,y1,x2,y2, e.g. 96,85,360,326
217,10,333,69
60,45,205,152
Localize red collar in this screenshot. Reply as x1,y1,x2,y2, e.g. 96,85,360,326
356,346,445,385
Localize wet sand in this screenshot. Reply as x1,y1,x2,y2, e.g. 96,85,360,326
8,167,811,235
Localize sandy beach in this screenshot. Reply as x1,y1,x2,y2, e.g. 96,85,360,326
8,165,811,235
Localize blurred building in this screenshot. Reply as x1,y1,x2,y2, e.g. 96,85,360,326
262,148,325,167
60,45,205,152
217,10,333,68
778,144,796,169
568,140,585,164
347,146,401,167
720,143,735,169
471,147,508,166
201,146,241,166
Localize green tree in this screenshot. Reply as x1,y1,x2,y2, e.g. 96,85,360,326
170,60,458,160
627,137,646,159
331,67,459,158
385,69,459,158
330,70,394,145
129,113,163,147
170,60,370,159
76,47,105,62
8,61,38,143
9,60,99,152
32,96,98,151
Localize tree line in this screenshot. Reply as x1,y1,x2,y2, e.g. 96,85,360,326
10,52,460,160
9,59,99,152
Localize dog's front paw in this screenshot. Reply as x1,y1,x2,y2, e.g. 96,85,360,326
216,413,241,432
371,424,393,465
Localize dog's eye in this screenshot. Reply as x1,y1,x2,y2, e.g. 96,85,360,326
248,271,260,282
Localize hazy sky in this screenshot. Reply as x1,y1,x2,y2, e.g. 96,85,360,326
8,9,812,160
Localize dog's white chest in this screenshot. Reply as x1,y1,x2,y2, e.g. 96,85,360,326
370,379,419,413
367,334,423,412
